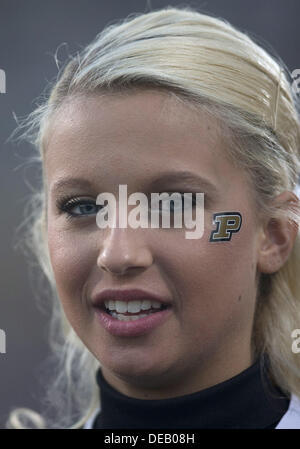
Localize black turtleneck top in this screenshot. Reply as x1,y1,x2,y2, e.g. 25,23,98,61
90,356,290,429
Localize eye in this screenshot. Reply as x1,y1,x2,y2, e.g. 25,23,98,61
56,196,103,220
71,202,98,216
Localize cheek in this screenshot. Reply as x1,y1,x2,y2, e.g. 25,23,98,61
47,224,93,308
163,214,257,321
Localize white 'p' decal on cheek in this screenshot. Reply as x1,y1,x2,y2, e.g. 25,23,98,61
209,212,242,242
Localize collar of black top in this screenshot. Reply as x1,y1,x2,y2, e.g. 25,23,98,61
92,354,290,429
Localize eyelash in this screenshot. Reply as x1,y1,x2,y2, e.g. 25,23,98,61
56,196,100,221
56,193,200,221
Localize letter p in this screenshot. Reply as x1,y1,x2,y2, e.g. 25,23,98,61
210,212,242,242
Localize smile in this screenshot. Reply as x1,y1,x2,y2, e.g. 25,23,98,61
94,301,172,337
104,299,168,321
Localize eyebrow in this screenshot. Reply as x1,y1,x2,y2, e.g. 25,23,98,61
50,177,94,195
50,170,219,196
149,170,219,194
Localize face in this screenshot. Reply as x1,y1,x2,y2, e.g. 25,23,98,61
45,90,261,399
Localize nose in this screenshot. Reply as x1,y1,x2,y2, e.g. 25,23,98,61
97,226,153,275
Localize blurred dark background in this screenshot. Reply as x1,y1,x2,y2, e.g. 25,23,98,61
0,0,299,428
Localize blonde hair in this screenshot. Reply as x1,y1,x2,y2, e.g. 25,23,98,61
6,5,300,428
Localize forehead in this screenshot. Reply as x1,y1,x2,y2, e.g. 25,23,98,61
43,90,241,194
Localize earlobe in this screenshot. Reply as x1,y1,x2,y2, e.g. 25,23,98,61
257,192,299,274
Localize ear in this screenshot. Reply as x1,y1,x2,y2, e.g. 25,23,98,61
257,191,299,274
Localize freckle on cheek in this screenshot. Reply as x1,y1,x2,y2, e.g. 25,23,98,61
238,295,242,301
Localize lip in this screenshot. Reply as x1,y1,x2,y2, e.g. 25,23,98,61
91,288,172,309
91,288,173,337
94,306,172,337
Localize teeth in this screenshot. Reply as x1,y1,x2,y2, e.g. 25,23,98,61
104,299,165,313
141,299,151,310
108,300,115,311
115,301,127,313
151,301,162,309
111,312,151,321
128,300,143,313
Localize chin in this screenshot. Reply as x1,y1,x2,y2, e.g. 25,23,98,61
101,351,175,388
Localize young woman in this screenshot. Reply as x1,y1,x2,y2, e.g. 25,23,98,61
7,6,300,428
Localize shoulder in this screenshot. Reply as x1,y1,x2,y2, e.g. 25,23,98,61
275,394,300,429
